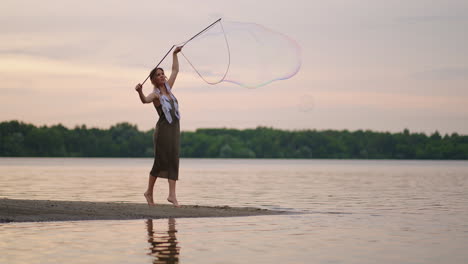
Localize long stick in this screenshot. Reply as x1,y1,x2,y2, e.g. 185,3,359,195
181,18,222,47
141,18,222,85
141,45,174,85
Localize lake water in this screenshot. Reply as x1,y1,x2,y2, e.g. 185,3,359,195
1,158,467,263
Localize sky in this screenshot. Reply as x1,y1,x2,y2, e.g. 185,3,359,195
1,0,467,134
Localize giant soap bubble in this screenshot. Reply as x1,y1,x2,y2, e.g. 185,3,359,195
177,19,302,88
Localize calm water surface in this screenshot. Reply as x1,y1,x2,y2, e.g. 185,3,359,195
1,158,467,263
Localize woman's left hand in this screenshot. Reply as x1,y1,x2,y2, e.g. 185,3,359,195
173,46,182,54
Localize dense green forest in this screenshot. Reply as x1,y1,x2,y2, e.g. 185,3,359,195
1,120,468,159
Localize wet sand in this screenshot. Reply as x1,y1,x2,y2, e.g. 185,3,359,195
0,198,286,223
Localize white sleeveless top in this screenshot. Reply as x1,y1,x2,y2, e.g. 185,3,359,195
153,82,180,124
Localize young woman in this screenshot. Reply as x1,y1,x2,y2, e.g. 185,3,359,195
135,46,182,207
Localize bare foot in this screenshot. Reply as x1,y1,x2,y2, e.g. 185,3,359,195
167,197,180,207
144,192,156,206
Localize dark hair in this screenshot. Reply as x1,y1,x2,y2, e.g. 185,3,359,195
149,67,164,85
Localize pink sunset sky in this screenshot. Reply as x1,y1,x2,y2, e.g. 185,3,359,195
1,0,467,134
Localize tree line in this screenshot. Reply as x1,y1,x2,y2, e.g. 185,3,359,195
1,120,468,159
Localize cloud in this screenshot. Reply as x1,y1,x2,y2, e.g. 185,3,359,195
409,67,468,81
396,15,468,25
0,54,141,79
0,87,37,95
314,90,468,115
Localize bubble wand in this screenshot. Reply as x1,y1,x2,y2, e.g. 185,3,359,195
141,18,222,86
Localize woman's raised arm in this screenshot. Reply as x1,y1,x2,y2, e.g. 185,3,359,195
167,46,182,88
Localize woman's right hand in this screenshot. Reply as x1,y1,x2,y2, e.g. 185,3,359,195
135,83,142,91
173,46,182,54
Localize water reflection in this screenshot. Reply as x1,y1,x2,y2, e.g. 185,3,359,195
146,219,180,264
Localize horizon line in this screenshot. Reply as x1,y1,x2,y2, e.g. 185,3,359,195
1,119,464,136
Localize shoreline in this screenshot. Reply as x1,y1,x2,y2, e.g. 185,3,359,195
0,198,287,223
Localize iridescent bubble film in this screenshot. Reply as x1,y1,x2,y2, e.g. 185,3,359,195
179,20,302,88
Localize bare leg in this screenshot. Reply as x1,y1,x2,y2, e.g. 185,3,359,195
144,174,157,206
167,179,180,207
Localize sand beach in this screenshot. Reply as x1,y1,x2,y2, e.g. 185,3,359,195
0,198,286,223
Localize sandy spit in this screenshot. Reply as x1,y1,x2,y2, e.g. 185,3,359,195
0,198,286,223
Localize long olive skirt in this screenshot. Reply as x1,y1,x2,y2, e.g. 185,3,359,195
149,108,180,180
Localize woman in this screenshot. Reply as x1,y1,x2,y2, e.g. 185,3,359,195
135,46,182,207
